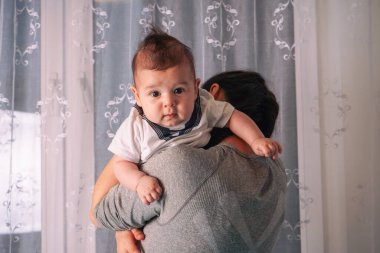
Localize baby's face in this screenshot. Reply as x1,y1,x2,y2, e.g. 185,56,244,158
132,61,199,128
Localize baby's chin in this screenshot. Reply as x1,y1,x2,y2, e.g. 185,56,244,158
160,122,183,129
159,118,188,129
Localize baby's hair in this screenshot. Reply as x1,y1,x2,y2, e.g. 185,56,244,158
132,28,196,82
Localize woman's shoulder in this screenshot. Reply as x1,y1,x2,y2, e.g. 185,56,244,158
142,145,215,174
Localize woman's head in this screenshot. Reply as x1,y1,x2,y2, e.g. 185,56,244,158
203,70,279,138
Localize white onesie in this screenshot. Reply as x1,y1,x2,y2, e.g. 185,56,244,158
108,88,234,163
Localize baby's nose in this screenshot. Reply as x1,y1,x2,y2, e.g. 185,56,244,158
163,94,176,107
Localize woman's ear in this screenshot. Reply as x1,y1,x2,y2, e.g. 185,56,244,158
209,83,226,101
130,85,142,106
209,83,221,98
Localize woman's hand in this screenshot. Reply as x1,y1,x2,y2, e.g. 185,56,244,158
115,229,145,253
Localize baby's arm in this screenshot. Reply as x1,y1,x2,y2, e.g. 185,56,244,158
113,155,162,205
226,110,282,159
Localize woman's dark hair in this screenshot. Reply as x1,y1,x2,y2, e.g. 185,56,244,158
203,71,279,146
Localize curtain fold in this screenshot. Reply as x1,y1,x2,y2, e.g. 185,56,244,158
40,0,95,252
295,0,380,252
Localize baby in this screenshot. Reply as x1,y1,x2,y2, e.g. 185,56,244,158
108,29,282,205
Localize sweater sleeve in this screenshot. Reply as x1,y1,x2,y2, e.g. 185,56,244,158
94,184,161,231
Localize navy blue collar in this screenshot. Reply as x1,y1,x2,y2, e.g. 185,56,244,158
134,93,202,141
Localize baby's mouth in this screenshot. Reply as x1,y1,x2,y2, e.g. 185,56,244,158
164,113,176,119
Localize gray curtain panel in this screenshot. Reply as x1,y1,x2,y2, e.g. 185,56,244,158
94,1,299,253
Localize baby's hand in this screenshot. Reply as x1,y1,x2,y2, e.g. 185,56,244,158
251,138,282,160
135,175,162,205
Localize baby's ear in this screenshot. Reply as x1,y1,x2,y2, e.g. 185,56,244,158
130,85,142,106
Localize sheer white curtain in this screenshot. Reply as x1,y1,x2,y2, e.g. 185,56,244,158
295,0,380,252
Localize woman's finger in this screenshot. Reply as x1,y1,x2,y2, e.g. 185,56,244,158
131,228,145,241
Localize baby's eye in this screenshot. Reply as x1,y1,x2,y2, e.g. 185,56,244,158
149,91,160,97
173,87,185,95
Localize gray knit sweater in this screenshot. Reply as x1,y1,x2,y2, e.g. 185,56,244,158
95,143,286,253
